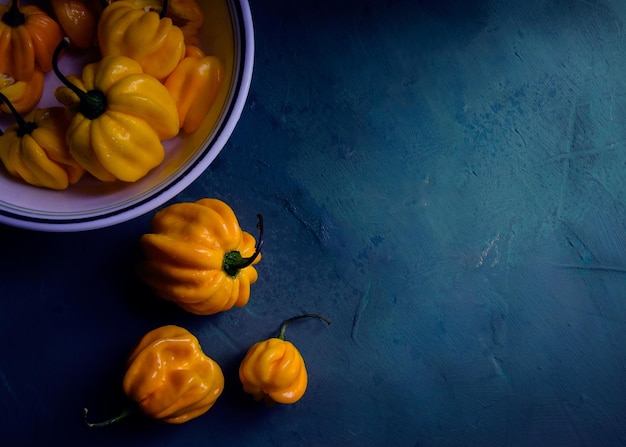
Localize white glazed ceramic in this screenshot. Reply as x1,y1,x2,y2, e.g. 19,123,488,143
0,0,254,232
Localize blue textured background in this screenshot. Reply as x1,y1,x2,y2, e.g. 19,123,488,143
2,0,626,445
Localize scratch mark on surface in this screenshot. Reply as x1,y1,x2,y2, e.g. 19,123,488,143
538,141,625,165
479,334,510,384
278,196,329,244
244,306,261,318
589,174,626,209
608,87,616,121
555,101,577,219
561,220,596,264
490,311,507,346
351,281,372,341
565,235,594,263
552,263,626,273
491,356,509,383
513,128,526,148
558,215,626,377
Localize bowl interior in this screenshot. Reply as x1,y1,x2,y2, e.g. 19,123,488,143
0,0,252,231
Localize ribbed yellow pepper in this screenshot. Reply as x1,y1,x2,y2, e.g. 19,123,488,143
123,0,204,46
138,198,263,315
0,69,44,114
0,0,64,81
0,99,84,190
164,45,223,134
84,325,224,427
98,0,185,80
123,325,224,423
52,38,179,182
239,314,331,406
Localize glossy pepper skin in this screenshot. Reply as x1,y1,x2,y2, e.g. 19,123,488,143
122,325,224,424
97,0,185,80
138,198,263,315
51,0,103,49
0,105,84,190
164,45,223,134
0,69,44,114
124,0,204,46
239,315,331,406
53,40,179,182
0,0,64,81
239,339,307,405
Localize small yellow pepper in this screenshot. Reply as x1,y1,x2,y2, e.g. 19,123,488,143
0,69,44,114
138,198,263,315
0,96,84,190
51,0,103,49
123,0,204,46
239,314,331,406
0,0,64,81
84,325,224,426
123,325,224,423
97,0,185,80
52,38,179,182
164,45,223,134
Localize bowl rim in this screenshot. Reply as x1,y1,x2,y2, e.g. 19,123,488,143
0,0,254,232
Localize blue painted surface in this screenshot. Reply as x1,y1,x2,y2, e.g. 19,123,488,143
2,0,626,445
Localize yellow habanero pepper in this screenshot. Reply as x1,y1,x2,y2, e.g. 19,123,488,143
164,45,223,134
138,198,263,315
52,38,179,182
0,95,84,190
0,0,64,81
84,325,224,427
0,69,44,114
239,314,331,406
121,0,204,46
51,0,103,49
97,0,185,80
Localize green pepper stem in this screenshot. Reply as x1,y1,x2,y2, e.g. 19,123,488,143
222,214,264,277
0,92,37,136
52,38,107,120
1,0,25,27
278,314,331,340
83,406,132,428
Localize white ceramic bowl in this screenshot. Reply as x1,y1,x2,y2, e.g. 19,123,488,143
0,0,254,232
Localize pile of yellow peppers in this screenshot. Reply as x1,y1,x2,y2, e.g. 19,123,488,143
0,0,223,189
81,198,332,427
0,0,332,430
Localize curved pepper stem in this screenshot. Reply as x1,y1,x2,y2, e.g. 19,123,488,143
278,314,331,341
0,92,37,137
1,0,25,28
98,0,167,17
83,406,132,428
160,0,169,19
222,214,264,277
52,37,107,120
